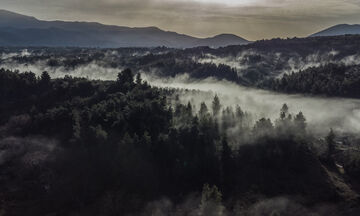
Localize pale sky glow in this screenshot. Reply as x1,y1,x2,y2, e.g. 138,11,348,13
1,0,360,40
190,0,257,6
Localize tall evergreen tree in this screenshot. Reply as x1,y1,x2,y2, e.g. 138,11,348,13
212,95,221,117
326,129,336,159
294,111,306,134
280,103,289,120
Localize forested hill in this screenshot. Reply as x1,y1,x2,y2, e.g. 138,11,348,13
186,34,360,56
149,35,360,98
1,35,360,98
258,63,360,98
0,9,249,48
1,68,360,215
310,24,360,37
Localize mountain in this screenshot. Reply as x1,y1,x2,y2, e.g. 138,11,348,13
310,24,360,37
0,9,249,48
192,34,248,48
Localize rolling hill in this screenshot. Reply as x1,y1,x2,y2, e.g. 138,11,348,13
310,24,360,37
0,9,249,48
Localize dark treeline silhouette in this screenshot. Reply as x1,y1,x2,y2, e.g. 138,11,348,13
3,35,360,98
1,68,360,215
258,63,360,98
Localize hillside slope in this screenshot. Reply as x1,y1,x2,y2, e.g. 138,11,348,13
310,24,360,37
0,9,249,48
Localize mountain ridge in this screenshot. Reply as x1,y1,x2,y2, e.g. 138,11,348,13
310,24,360,37
0,9,249,48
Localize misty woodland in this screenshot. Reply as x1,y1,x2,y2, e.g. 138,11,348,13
1,6,360,216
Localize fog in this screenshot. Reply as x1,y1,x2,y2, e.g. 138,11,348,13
2,51,360,215
2,58,360,136
143,74,360,136
140,195,337,216
195,50,360,77
0,49,31,60
3,49,360,82
0,60,123,81
0,136,58,167
196,53,251,72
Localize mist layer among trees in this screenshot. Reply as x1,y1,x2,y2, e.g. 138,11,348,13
2,35,360,98
1,67,360,215
1,34,360,215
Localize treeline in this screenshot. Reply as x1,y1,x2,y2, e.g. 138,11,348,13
259,64,360,98
1,68,355,215
0,68,172,215
147,58,244,83
3,35,360,99
194,34,360,57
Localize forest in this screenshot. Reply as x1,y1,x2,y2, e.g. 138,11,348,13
258,63,360,98
3,0,360,214
1,35,360,98
1,67,360,215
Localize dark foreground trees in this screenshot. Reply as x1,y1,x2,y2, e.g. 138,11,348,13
0,68,357,215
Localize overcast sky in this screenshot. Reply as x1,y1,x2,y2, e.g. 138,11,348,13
2,0,360,40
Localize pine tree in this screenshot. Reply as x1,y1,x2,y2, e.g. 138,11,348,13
212,95,221,117
135,73,142,85
294,111,306,134
280,103,289,120
326,129,336,159
117,68,134,92
200,184,224,216
199,102,209,119
39,71,51,88
40,71,51,83
220,136,233,195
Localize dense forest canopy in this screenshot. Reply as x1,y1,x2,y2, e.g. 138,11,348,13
1,67,360,215
2,2,360,215
1,35,360,98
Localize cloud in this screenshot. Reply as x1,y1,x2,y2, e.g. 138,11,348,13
3,54,360,136
1,0,360,40
194,49,360,78
0,55,124,80
142,73,360,136
139,195,338,215
0,136,59,167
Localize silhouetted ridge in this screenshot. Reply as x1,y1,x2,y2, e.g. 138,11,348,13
0,9,249,48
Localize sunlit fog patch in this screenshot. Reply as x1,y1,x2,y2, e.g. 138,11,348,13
194,50,360,78
341,54,360,65
3,58,360,135
195,53,249,73
1,61,123,81
0,52,18,60
190,0,258,6
0,49,31,61
0,136,59,167
143,73,360,135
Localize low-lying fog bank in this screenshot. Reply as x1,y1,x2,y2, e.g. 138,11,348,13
0,61,123,81
195,51,360,77
143,74,360,136
2,59,360,136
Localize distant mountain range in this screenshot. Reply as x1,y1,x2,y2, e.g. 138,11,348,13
310,24,360,37
0,9,249,48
